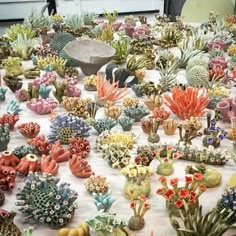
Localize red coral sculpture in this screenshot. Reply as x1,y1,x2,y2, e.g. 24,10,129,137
96,72,128,106
141,119,152,134
17,122,40,138
152,107,171,124
69,137,91,158
0,114,19,130
209,65,225,81
69,154,94,178
0,151,20,168
0,165,16,190
41,155,59,176
27,135,52,155
50,141,70,162
164,86,210,120
15,154,40,175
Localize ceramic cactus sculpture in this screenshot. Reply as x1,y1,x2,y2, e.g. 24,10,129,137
0,124,10,152
41,155,59,176
48,114,91,144
92,189,116,212
85,175,109,195
128,195,150,230
2,56,23,76
13,145,36,159
17,122,40,138
16,172,78,229
0,210,21,236
0,165,16,190
0,151,20,168
69,154,94,178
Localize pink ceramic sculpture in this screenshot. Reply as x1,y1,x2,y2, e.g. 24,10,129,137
0,151,20,168
50,140,70,162
152,107,171,124
64,76,79,86
141,119,152,134
27,135,52,155
0,114,19,130
32,72,57,87
210,56,228,69
69,137,91,158
17,122,40,138
41,154,59,175
15,154,40,175
217,97,236,122
67,84,82,97
208,40,226,51
111,21,122,31
124,23,135,37
0,165,16,190
26,98,58,115
133,29,146,39
69,154,94,178
15,90,28,102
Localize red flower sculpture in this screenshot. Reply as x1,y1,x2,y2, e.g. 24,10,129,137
199,184,207,192
170,178,179,186
164,189,175,200
174,199,184,209
130,202,136,208
185,176,193,183
179,189,189,198
156,188,165,195
193,173,203,181
159,176,167,184
164,86,209,120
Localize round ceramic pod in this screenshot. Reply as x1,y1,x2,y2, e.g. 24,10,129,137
64,39,115,75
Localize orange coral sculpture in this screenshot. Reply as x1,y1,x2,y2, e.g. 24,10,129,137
164,86,209,120
96,73,128,106
41,155,59,176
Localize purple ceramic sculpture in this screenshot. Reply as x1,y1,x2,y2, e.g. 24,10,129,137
64,76,79,86
67,84,81,97
15,90,28,102
124,23,135,37
32,72,57,87
217,97,236,122
210,56,228,69
111,21,122,31
208,40,226,51
26,98,58,115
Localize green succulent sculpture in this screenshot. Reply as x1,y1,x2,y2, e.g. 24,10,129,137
6,24,36,41
186,57,209,72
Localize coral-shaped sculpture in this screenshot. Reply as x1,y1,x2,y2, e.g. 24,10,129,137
2,57,23,77
48,113,91,144
92,117,117,134
69,137,91,158
0,165,16,190
13,145,36,159
152,106,171,124
17,122,40,138
50,141,70,162
186,57,208,72
16,172,78,229
118,116,134,131
164,86,209,120
209,65,225,81
135,145,156,166
163,119,178,135
41,155,59,176
217,98,236,122
58,223,90,236
39,84,52,99
0,124,10,152
124,105,150,122
15,154,40,175
0,87,7,101
92,189,116,212
95,73,128,106
64,75,79,86
123,97,140,108
104,102,122,120
26,98,58,115
0,114,19,131
31,71,57,87
3,76,23,93
15,89,29,102
0,210,21,236
84,74,97,91
27,135,52,155
70,98,91,118
0,190,5,206
23,227,34,236
86,212,131,236
128,195,150,230
85,175,109,194
35,44,59,57
0,151,20,168
101,143,131,169
144,95,163,111
61,96,80,112
69,154,94,178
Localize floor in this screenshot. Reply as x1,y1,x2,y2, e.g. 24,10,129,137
0,12,156,36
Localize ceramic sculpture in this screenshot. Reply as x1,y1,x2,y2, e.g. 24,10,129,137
58,223,90,236
135,145,156,166
50,141,70,162
27,135,52,155
17,122,40,138
0,124,10,152
118,116,134,131
0,151,20,168
41,155,59,176
92,117,117,134
84,175,109,195
0,165,16,190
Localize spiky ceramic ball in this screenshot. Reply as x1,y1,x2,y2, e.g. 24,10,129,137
16,172,78,229
186,58,208,72
48,113,91,144
186,65,209,87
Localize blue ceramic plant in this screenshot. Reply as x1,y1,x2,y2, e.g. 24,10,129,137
39,84,52,99
48,113,91,144
12,145,36,159
118,116,134,131
0,124,10,152
7,100,22,115
92,189,116,212
124,105,150,122
92,117,117,134
0,87,7,101
131,84,143,97
16,172,78,229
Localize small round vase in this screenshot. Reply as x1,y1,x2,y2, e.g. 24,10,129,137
156,164,174,176
202,136,220,148
124,179,151,200
128,216,145,230
166,199,199,217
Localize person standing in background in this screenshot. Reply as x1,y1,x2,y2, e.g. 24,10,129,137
47,0,57,15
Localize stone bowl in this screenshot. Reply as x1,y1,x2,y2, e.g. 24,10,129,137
64,39,116,75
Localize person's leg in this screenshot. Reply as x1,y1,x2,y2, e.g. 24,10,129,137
47,0,57,15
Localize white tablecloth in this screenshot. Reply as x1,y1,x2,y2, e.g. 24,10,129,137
1,58,236,236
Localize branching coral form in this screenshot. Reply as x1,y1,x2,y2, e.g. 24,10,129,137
164,86,209,120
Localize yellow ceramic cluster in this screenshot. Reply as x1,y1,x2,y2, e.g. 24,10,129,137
123,97,139,108
228,44,236,56
37,55,66,71
208,86,231,98
53,14,64,22
84,75,97,87
121,163,153,178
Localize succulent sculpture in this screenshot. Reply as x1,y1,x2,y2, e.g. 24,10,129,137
2,57,23,76
186,57,208,72
164,86,209,120
92,189,116,212
128,195,150,230
13,145,36,159
118,116,134,131
85,175,109,195
0,210,21,236
97,24,114,42
15,173,78,229
86,212,131,236
130,37,154,55
139,82,164,96
111,39,130,64
0,124,10,151
170,203,236,236
0,36,12,64
185,163,222,188
48,113,91,144
101,143,131,169
124,104,150,122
